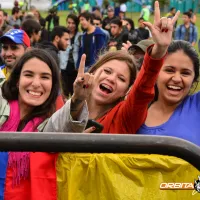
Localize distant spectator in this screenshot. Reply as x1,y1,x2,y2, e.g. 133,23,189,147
114,3,120,17
119,3,127,20
21,19,41,46
102,6,116,32
140,3,150,21
59,14,81,97
33,10,48,41
166,7,176,18
120,3,127,13
46,7,59,32
175,11,198,46
14,0,19,8
128,39,154,71
8,7,21,27
108,18,128,50
78,12,106,71
30,5,37,14
123,18,141,44
136,17,150,40
35,26,70,109
36,26,70,67
3,11,9,25
82,0,91,12
23,12,36,21
0,9,12,37
166,7,177,36
93,6,102,19
34,10,46,27
93,15,110,43
188,9,197,25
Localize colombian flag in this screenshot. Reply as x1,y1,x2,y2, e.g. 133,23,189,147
0,152,57,200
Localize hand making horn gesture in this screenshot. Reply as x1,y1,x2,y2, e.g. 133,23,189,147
72,54,94,102
143,1,180,58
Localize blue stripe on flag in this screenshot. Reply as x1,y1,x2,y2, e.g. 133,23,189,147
0,152,8,200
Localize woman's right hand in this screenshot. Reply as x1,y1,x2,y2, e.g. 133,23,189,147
70,54,94,120
72,54,94,102
143,1,180,58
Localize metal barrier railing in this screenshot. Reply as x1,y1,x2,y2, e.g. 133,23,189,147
0,132,200,170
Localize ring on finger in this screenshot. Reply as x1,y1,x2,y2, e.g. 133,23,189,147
165,21,168,29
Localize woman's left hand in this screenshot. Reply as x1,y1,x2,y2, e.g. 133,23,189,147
143,1,180,58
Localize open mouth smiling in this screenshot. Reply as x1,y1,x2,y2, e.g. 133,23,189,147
27,90,43,97
99,83,113,94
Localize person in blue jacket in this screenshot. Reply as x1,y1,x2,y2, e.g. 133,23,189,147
137,40,200,146
77,12,106,71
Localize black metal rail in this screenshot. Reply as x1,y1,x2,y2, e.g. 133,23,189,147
0,132,200,170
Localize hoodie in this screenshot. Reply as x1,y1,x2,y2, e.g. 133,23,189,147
77,27,107,70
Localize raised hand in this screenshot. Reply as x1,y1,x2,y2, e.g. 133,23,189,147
72,54,94,101
143,1,180,58
70,54,94,120
121,41,132,51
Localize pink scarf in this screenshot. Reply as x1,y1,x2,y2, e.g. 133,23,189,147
0,100,44,185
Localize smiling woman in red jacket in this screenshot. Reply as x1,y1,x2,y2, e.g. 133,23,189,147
84,1,180,134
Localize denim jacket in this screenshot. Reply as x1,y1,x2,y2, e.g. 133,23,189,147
59,32,82,70
175,23,198,44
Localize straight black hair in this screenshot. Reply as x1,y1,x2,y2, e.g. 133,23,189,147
153,40,199,102
2,48,60,130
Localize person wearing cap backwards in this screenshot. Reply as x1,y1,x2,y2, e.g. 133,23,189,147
121,39,154,71
0,29,30,79
128,39,154,70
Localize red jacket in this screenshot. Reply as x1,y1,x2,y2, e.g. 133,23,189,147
98,48,166,134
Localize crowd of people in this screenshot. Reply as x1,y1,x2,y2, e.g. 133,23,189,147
0,0,200,198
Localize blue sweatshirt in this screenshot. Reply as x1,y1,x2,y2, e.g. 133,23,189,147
137,92,200,146
77,27,106,71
